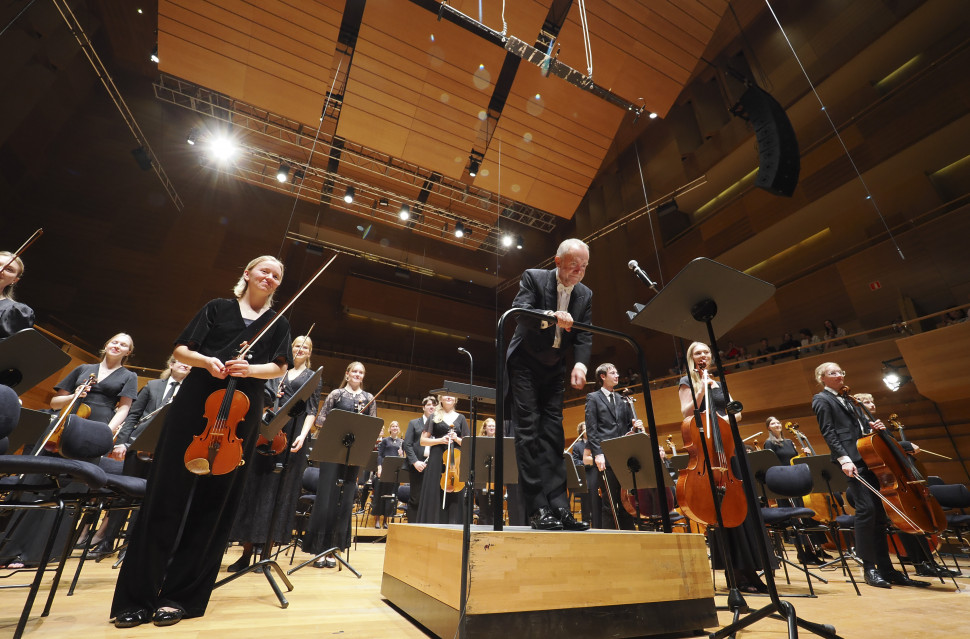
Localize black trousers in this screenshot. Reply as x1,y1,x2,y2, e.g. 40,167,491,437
846,466,892,570
508,351,568,516
406,467,423,522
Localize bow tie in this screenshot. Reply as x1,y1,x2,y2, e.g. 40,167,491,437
557,282,574,295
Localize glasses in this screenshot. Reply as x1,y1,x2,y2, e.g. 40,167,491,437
825,370,847,377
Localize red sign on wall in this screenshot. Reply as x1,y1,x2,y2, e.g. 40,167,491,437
869,281,882,291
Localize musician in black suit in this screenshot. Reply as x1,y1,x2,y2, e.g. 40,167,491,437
112,357,192,460
812,362,928,589
506,238,592,531
402,395,436,521
585,363,641,530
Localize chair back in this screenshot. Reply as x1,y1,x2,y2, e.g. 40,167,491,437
929,483,970,509
302,466,320,493
59,415,113,460
764,464,813,499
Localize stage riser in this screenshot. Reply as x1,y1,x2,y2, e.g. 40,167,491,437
382,524,717,638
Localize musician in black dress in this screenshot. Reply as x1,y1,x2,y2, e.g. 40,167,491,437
475,418,497,525
0,250,34,340
763,416,810,465
110,255,292,628
416,393,470,524
370,421,404,528
227,335,321,571
679,341,774,594
303,361,377,568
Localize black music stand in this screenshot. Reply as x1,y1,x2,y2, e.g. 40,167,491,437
289,409,383,577
794,455,862,574
125,404,171,455
214,367,321,606
600,432,673,529
0,329,70,395
630,257,839,639
6,408,53,454
378,455,407,524
563,452,588,494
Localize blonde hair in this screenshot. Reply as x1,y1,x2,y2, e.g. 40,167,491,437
814,362,840,385
232,255,284,306
481,417,496,435
292,335,313,368
0,251,25,300
343,361,365,388
99,332,134,364
434,393,458,423
684,342,714,398
852,393,874,404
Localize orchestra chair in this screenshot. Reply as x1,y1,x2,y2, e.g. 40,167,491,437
396,484,410,523
929,482,970,575
291,466,320,564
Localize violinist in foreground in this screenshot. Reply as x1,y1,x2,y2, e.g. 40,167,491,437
585,363,639,530
111,255,292,627
416,393,469,525
811,362,929,589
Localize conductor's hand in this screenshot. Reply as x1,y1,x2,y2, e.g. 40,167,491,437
225,359,250,378
570,365,586,390
553,310,574,331
595,453,606,472
869,419,886,431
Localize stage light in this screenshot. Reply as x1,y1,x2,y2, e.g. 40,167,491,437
208,136,237,162
468,155,481,177
276,164,290,183
501,234,513,248
399,204,410,221
343,186,355,204
515,235,524,250
455,221,465,238
881,358,911,392
649,112,658,119
379,197,388,207
150,45,159,64
186,128,199,145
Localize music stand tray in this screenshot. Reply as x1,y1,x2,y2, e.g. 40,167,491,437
6,408,53,453
563,453,587,493
668,454,690,473
745,450,783,499
794,456,849,495
600,433,673,491
258,367,323,441
431,381,496,403
127,404,172,455
0,328,71,395
458,437,518,486
380,456,406,481
309,410,383,467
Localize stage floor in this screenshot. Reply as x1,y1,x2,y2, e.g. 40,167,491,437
2,538,968,638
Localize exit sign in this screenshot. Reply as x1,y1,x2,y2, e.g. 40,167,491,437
869,281,882,291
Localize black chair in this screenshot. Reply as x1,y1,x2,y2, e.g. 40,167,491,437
929,483,970,575
291,466,319,564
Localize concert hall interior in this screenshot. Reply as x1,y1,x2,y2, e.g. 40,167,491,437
2,0,969,637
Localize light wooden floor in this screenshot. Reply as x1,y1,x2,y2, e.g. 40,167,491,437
2,540,968,638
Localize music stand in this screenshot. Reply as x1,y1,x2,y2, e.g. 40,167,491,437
378,456,406,525
214,367,321,606
629,257,838,639
669,454,690,472
289,409,382,577
125,404,171,455
600,433,673,529
563,453,588,494
0,329,70,395
794,456,862,575
6,408,53,454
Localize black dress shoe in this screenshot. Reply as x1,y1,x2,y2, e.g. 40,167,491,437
915,562,960,578
797,552,823,565
864,568,891,589
88,541,113,559
226,554,252,572
529,507,563,531
152,607,185,627
114,609,150,628
552,507,590,531
881,570,931,588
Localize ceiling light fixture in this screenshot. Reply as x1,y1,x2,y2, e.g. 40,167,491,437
150,45,159,64
455,221,465,238
399,204,410,221
379,197,388,207
186,127,198,145
501,234,513,248
881,358,911,392
515,235,524,250
468,154,481,177
343,186,355,204
276,164,290,183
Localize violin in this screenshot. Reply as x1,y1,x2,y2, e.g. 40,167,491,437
845,387,947,535
40,373,96,455
440,427,464,507
676,368,747,528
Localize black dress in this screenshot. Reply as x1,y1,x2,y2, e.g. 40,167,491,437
764,438,799,465
678,376,776,586
302,387,377,554
415,414,470,525
370,436,404,519
0,298,34,340
110,298,291,619
55,363,138,425
229,368,321,545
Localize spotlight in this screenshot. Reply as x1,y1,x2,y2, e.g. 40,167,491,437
515,235,524,250
150,45,159,64
379,197,388,207
186,128,199,145
881,358,911,392
399,204,410,221
455,221,465,238
276,164,290,183
468,155,481,177
208,136,237,162
649,112,658,119
501,234,513,248
343,186,355,204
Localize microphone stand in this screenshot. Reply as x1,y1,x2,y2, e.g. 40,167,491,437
456,347,475,639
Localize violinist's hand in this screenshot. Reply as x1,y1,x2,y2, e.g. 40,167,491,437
75,384,90,398
225,359,250,378
869,419,886,431
290,433,305,452
553,310,574,331
204,356,227,379
109,444,127,461
911,443,920,454
595,453,606,472
658,447,667,460
452,436,462,446
840,460,857,477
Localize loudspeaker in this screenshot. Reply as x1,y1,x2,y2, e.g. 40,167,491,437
737,85,800,197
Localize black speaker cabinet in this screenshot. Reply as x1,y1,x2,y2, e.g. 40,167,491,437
738,85,800,197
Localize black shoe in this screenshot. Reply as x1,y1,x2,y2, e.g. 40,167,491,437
113,609,150,628
88,541,113,559
864,568,891,589
816,549,834,560
881,569,931,588
314,556,336,568
797,552,823,565
915,562,960,578
552,507,590,531
152,607,185,627
226,554,251,573
529,507,563,531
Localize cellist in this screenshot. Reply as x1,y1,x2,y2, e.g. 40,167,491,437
111,255,292,628
417,393,469,525
811,362,928,589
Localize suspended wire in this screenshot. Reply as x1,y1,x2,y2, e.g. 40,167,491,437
280,59,343,257
0,0,37,38
577,0,594,77
764,0,905,260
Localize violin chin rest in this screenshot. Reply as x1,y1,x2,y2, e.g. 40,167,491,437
185,458,211,475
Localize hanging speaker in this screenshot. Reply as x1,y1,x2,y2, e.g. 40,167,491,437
736,85,800,197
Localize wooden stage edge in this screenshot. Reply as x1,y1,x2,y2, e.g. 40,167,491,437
381,523,717,639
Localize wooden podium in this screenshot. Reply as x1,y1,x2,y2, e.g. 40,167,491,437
382,524,716,638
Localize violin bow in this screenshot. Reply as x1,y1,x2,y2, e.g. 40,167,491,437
0,228,43,274
359,369,402,413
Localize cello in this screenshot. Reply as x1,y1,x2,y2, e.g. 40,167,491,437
844,387,947,535
676,367,747,528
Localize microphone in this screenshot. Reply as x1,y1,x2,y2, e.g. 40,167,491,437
627,260,659,293
458,347,469,355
